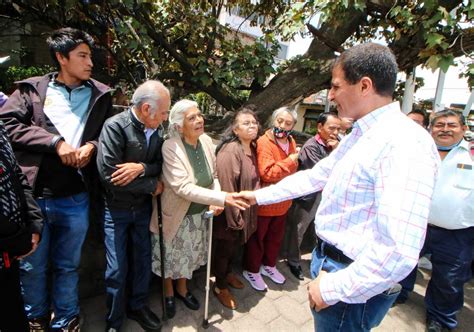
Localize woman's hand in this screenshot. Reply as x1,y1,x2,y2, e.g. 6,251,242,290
209,205,224,216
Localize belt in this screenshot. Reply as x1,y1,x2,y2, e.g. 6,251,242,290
316,238,353,265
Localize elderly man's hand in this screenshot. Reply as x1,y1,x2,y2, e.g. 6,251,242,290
308,270,330,312
111,162,145,186
152,181,164,196
225,192,251,210
232,191,257,206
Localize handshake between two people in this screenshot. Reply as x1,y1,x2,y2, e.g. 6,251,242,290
224,191,257,210
209,191,257,217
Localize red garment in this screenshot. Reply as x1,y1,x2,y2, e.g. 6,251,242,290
256,130,298,217
244,214,287,273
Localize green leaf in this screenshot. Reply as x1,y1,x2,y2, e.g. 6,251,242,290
426,33,445,48
438,55,454,73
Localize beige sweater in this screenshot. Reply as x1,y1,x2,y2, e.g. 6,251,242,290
149,134,226,243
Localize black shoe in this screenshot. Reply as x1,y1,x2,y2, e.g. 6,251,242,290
393,294,407,306
427,319,446,332
288,263,304,280
105,326,119,332
127,306,162,331
175,290,200,310
165,296,176,319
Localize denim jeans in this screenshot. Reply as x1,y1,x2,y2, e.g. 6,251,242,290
310,248,399,332
20,192,89,329
103,202,152,329
398,225,474,329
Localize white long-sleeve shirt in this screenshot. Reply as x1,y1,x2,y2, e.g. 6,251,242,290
255,102,440,305
429,139,473,230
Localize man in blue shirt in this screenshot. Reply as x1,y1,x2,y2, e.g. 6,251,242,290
398,109,473,332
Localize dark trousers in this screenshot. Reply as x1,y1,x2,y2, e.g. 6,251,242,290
0,260,28,332
213,235,240,289
400,225,474,329
103,203,152,329
310,248,398,331
244,214,287,273
281,194,320,266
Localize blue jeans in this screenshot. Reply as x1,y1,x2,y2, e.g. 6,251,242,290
411,225,473,329
103,202,152,329
20,192,89,329
310,247,398,332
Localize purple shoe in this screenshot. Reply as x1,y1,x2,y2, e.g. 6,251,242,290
261,265,286,284
243,270,268,291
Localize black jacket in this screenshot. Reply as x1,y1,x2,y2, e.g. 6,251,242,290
0,73,114,193
0,121,43,268
96,109,164,208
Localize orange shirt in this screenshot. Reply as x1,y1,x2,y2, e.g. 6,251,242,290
256,129,298,216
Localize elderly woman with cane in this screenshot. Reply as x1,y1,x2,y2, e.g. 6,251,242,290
150,99,247,319
212,108,261,309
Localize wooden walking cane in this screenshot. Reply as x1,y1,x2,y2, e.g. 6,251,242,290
202,210,214,329
155,196,167,321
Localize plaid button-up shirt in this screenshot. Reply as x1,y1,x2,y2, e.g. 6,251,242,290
255,102,440,304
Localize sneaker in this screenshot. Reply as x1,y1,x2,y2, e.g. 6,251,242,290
242,270,268,291
260,265,286,284
59,316,80,332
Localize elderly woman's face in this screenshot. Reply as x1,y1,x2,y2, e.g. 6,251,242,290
181,106,204,139
233,113,258,143
273,111,295,131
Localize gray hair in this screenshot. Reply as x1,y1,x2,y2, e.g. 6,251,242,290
168,99,199,137
430,109,466,128
270,106,298,126
131,80,169,115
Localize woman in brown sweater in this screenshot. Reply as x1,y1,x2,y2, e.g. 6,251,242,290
213,108,260,309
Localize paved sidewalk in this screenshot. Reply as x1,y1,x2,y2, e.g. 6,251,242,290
81,254,474,331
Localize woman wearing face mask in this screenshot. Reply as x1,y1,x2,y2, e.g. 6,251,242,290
242,106,299,292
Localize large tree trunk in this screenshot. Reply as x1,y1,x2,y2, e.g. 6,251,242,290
211,8,368,131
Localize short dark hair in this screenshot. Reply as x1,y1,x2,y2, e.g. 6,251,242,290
317,111,339,126
430,109,466,127
408,109,429,127
47,28,94,69
334,43,398,97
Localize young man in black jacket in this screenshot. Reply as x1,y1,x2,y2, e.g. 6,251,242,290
0,28,114,331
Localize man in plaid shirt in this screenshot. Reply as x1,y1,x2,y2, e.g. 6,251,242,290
236,43,440,331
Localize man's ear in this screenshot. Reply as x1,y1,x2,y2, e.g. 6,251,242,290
359,76,373,96
317,122,323,132
56,52,67,66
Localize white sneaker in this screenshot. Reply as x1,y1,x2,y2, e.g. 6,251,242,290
260,265,286,284
242,270,268,291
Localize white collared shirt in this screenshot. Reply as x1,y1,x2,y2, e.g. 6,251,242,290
255,102,440,304
429,139,473,229
130,108,157,146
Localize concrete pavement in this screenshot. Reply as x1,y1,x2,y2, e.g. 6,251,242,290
80,253,474,331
